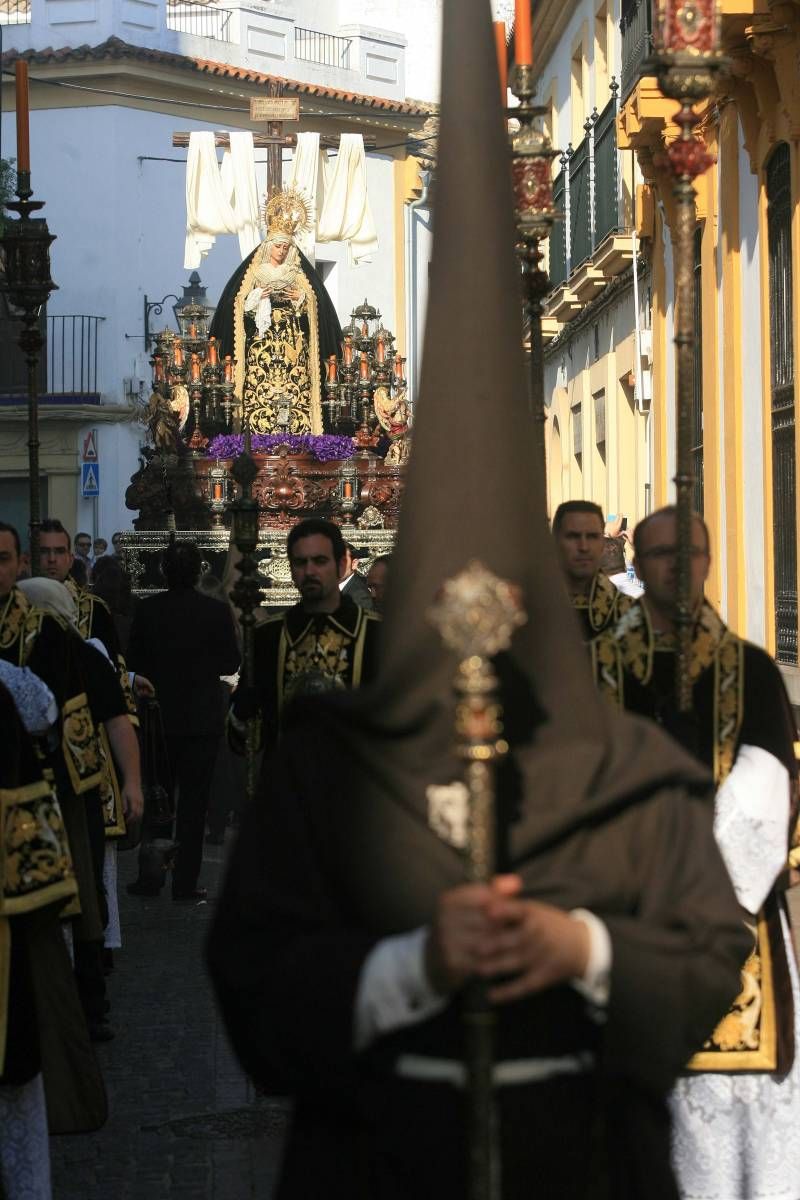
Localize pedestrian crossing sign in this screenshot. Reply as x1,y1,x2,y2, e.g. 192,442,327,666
81,463,100,498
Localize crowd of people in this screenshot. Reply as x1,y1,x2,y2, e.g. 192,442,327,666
0,510,394,1198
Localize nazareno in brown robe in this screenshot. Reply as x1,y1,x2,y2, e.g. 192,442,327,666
207,0,749,1194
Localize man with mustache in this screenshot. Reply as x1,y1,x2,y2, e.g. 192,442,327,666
229,518,381,768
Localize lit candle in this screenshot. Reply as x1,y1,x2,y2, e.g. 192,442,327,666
376,336,385,364
327,354,338,383
154,355,164,382
190,353,201,381
223,355,233,382
394,355,404,380
344,480,353,499
343,337,353,366
359,351,370,381
207,337,218,365
514,0,533,66
362,321,369,337
173,343,183,368
494,22,508,100
15,60,30,174
189,322,197,338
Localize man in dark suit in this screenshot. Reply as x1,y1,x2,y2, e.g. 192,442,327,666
339,542,375,610
127,540,240,901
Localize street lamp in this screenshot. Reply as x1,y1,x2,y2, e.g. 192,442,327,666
645,0,725,710
143,271,216,352
0,173,57,576
228,429,263,807
509,63,559,509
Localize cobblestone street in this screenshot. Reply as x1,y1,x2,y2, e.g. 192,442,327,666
51,839,288,1200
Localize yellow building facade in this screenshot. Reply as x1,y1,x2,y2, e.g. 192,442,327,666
538,0,800,694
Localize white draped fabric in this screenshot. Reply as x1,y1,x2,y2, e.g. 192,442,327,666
288,131,324,264
670,744,800,1200
220,131,262,262
184,131,238,269
318,133,379,264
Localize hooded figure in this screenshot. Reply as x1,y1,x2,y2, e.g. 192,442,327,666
207,2,748,1196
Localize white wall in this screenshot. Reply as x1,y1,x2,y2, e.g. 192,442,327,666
534,0,621,144
337,0,441,101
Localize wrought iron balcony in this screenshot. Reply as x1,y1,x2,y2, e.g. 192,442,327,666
166,1,233,43
547,86,623,291
295,27,353,70
0,0,31,25
620,0,654,102
0,313,105,402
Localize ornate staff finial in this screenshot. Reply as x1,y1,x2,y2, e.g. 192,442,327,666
428,560,527,1200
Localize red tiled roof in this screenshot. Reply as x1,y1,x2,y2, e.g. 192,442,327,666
5,36,432,120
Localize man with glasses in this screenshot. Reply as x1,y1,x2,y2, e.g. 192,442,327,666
74,531,93,568
591,505,800,1200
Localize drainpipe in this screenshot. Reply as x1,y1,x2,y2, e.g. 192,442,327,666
404,167,432,416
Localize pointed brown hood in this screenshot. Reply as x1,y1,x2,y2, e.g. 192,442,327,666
284,0,710,890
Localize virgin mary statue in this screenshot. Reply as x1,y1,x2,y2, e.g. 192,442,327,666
210,190,343,435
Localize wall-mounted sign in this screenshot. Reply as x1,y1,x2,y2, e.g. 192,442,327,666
250,97,300,122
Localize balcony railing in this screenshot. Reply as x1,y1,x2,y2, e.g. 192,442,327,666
166,1,233,43
620,0,653,101
0,0,31,24
548,87,623,290
47,316,104,396
295,27,353,70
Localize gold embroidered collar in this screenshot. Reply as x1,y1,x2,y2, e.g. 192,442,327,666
0,588,30,655
572,571,619,633
609,597,725,687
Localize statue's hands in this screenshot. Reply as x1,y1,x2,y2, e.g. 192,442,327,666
425,875,590,1003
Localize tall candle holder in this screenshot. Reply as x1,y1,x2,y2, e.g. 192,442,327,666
644,0,725,711
509,64,559,508
0,174,58,575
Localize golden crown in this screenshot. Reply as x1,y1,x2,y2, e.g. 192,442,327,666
264,188,313,239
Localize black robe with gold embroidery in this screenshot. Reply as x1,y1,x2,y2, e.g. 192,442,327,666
0,680,106,1133
571,571,623,642
591,597,798,1074
229,594,381,761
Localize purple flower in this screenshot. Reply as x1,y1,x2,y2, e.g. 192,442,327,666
205,433,356,463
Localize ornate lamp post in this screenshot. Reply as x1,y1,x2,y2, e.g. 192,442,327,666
509,65,559,509
645,0,725,709
228,426,263,806
0,173,57,576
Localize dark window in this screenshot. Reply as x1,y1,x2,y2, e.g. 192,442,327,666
767,142,797,664
572,400,583,459
691,225,704,514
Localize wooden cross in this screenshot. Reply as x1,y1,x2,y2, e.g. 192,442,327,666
172,84,377,196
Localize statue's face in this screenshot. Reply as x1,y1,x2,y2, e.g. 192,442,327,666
270,240,291,265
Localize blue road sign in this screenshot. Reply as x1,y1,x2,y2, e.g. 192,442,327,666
81,462,100,498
